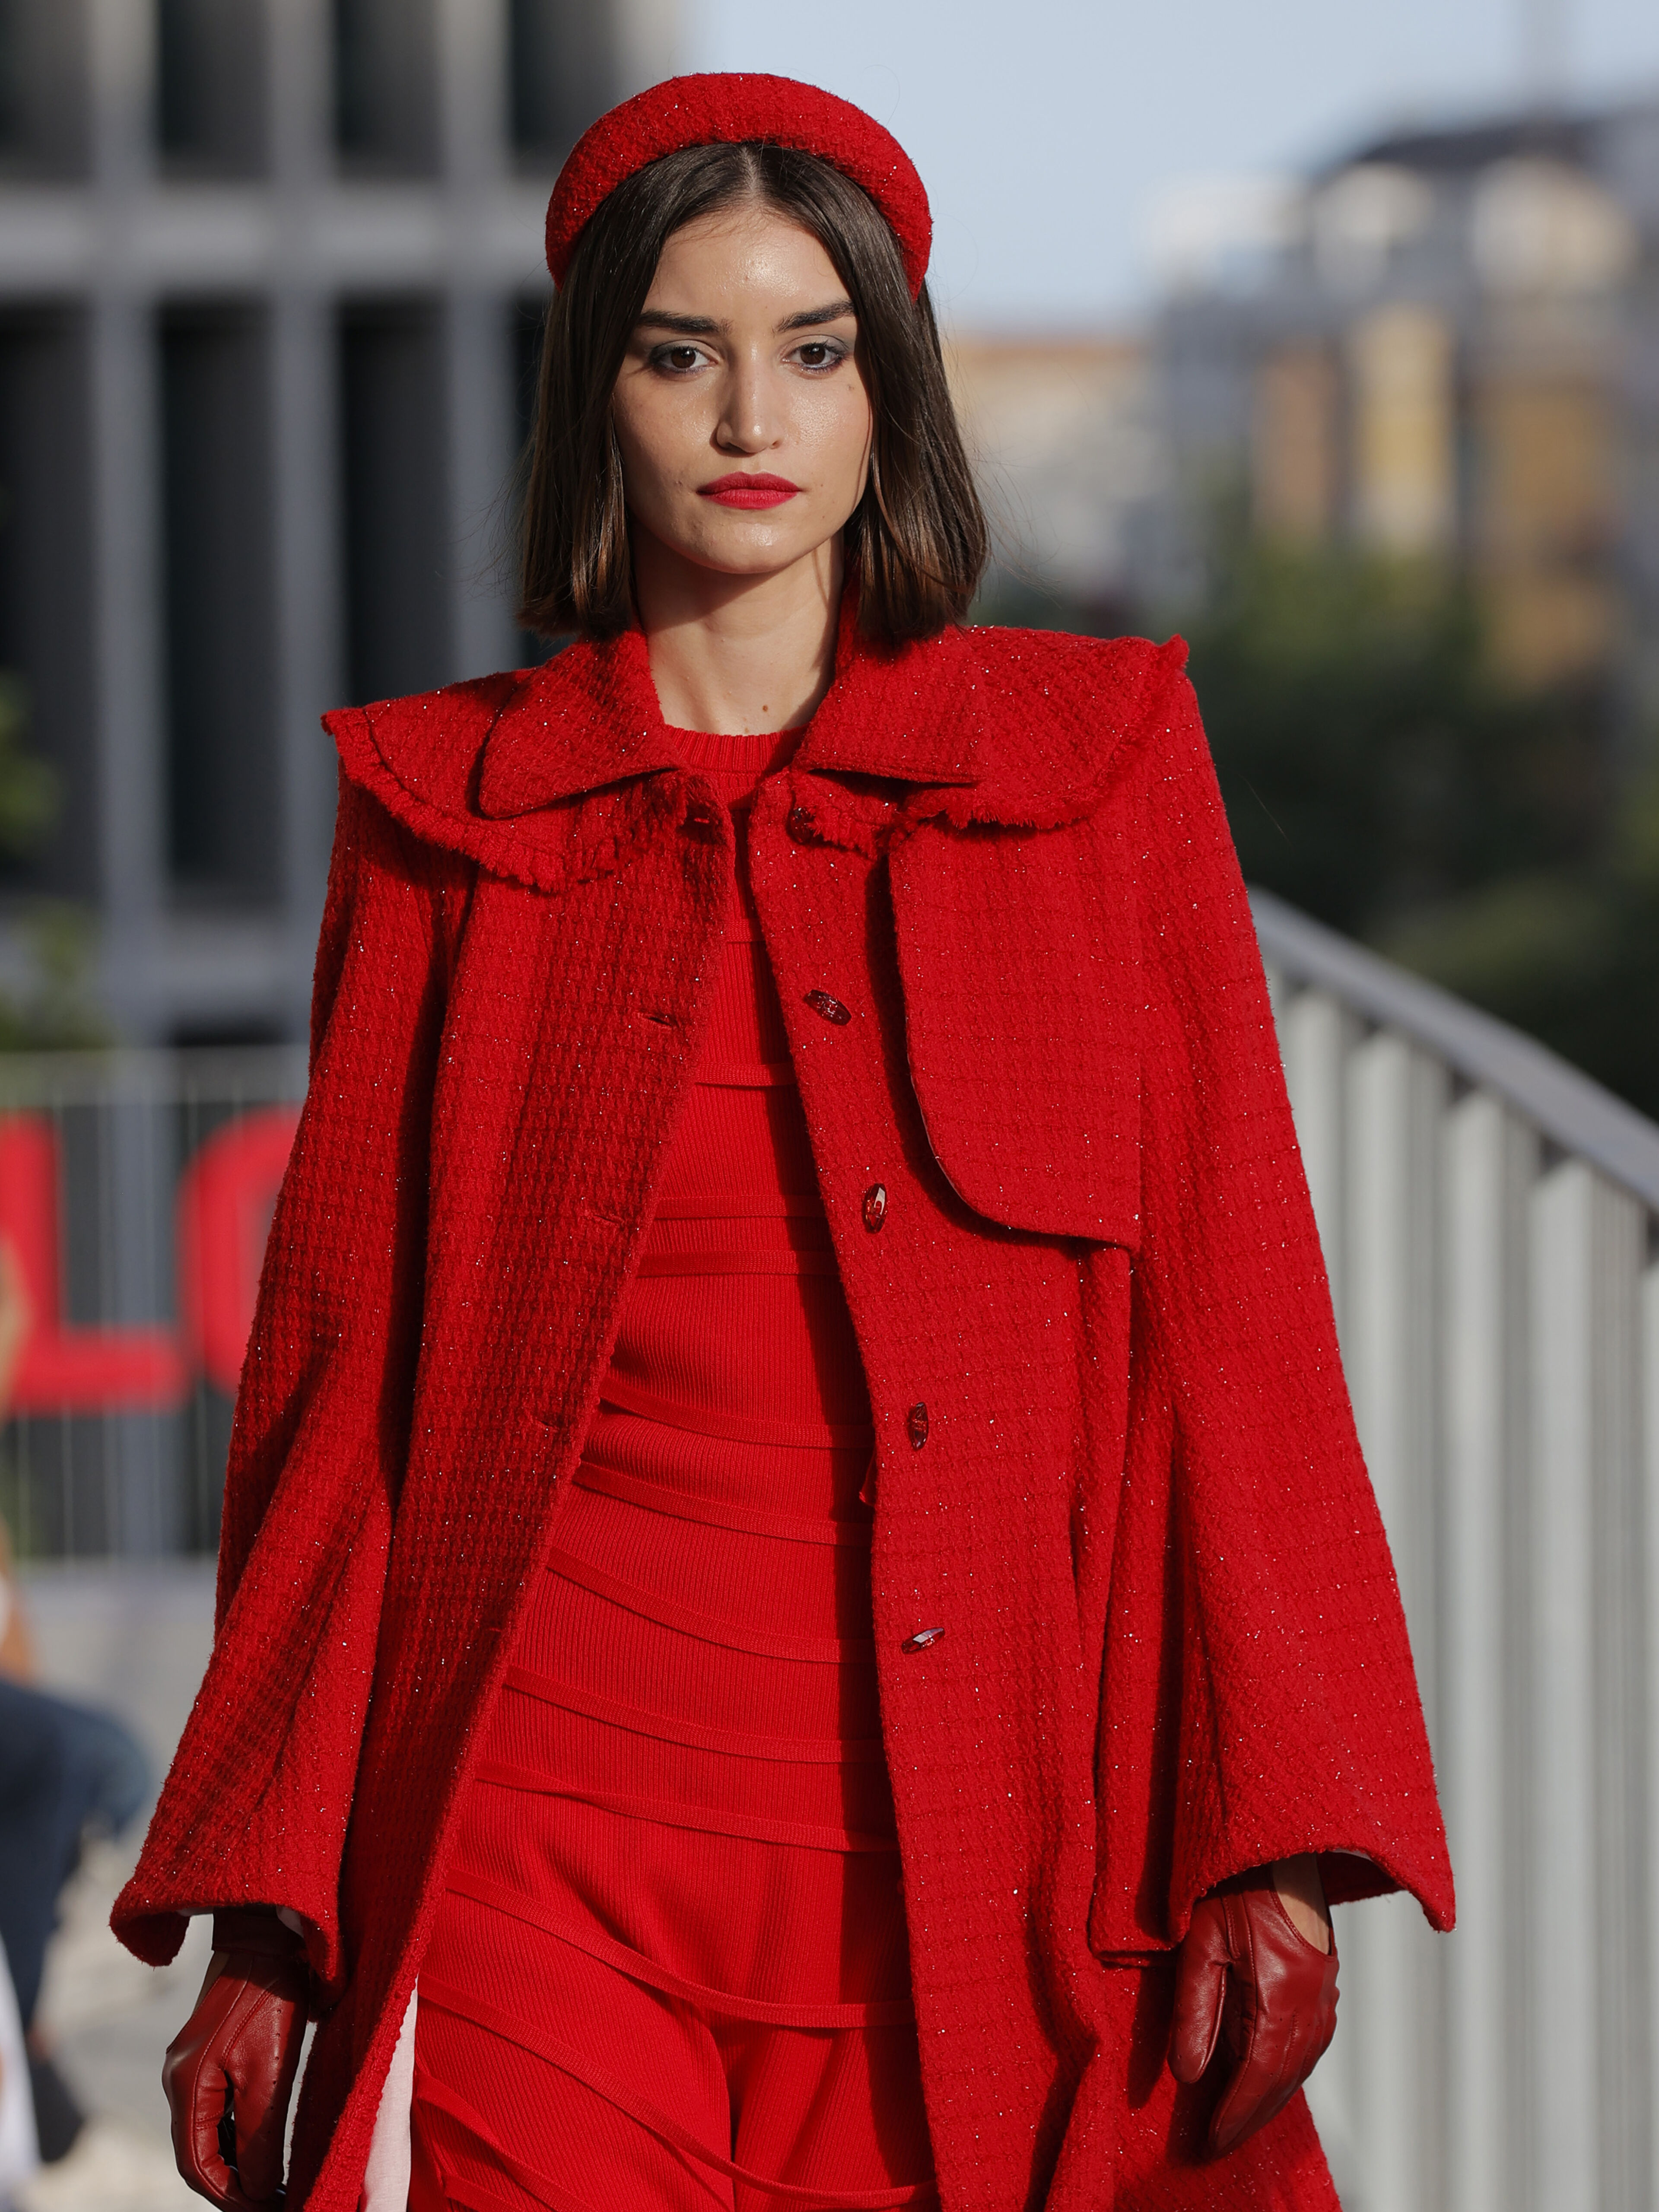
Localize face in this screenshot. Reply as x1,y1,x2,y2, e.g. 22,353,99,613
610,205,874,587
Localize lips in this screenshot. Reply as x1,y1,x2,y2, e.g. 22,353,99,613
698,473,802,509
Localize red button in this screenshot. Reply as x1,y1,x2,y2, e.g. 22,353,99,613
862,1183,887,1231
805,990,852,1026
901,1626,944,1654
906,1403,928,1449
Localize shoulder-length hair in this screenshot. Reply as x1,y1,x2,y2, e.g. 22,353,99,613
518,140,988,646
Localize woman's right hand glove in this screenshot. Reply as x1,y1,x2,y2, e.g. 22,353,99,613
163,1908,309,2208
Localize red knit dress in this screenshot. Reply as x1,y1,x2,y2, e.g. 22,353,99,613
408,728,937,2211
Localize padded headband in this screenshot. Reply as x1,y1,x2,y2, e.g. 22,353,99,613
544,73,932,299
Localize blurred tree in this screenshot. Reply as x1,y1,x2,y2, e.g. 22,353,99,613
1191,537,1659,1118
0,675,57,856
979,529,1659,1119
1178,534,1659,1117
1179,534,1606,935
1377,760,1659,1119
0,903,110,1050
0,677,107,1050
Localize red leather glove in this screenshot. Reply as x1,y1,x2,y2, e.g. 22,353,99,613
1169,1866,1339,2155
163,1908,310,2208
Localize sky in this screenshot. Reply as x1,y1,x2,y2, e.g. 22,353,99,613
686,0,1659,328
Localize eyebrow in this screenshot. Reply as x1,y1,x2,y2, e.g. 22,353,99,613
634,298,856,338
777,299,855,332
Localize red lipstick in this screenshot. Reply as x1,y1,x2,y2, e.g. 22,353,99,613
698,472,801,509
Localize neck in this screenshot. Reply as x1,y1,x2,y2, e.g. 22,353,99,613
630,530,844,736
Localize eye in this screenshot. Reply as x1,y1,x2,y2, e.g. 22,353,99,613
649,342,712,375
789,338,850,373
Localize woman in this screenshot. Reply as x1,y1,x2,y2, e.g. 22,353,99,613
117,74,1452,2212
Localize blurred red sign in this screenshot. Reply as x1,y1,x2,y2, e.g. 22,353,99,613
0,1106,300,1414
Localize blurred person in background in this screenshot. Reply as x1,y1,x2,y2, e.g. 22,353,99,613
116,75,1450,2212
0,1908,37,2212
0,1236,151,2169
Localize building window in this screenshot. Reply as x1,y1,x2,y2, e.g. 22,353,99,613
161,304,280,903
156,0,267,176
508,0,614,164
1347,305,1457,557
0,0,89,177
340,301,451,707
0,309,94,898
1252,344,1341,546
333,0,437,174
1473,375,1618,685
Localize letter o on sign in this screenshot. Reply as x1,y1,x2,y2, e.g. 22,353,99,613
176,1106,301,1395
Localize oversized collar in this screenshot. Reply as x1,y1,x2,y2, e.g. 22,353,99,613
324,603,1185,895
475,592,981,820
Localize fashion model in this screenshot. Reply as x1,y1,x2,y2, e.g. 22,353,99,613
115,74,1453,2212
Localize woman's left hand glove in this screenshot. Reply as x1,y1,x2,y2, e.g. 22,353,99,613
1168,1859,1338,2155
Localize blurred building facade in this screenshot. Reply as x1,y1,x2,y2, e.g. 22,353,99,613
944,333,1157,622
1151,101,1659,709
0,0,677,1045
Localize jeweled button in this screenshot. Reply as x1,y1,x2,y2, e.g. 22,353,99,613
901,1626,944,1654
804,989,852,1026
862,1182,887,1231
787,801,814,842
906,1402,929,1449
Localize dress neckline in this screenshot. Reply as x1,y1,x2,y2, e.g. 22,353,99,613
664,726,807,776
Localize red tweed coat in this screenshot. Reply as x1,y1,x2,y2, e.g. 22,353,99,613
115,613,1452,2212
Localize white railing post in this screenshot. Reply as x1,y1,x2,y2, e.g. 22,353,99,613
1593,1192,1649,2212
1644,1259,1659,2212
1278,987,1355,1336
1440,1092,1537,2212
1528,1163,1648,2212
1280,985,1361,2191
1339,1030,1449,2212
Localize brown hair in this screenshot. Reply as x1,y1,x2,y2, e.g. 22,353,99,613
518,141,988,645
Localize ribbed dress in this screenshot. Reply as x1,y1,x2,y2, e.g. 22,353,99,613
409,728,938,2212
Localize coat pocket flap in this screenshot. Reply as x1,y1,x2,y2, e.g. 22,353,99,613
888,817,1141,1246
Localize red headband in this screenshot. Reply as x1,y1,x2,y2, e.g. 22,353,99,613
544,73,932,299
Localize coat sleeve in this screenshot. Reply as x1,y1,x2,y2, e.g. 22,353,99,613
1087,661,1455,1955
112,777,463,1986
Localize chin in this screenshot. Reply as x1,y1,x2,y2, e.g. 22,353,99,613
682,529,823,577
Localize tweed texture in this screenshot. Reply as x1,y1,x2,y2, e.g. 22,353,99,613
114,615,1450,2212
543,73,933,296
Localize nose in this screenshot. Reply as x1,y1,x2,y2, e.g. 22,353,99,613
715,351,781,455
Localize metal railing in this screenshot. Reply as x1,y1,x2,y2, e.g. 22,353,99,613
0,1047,306,1562
1255,888,1659,2212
